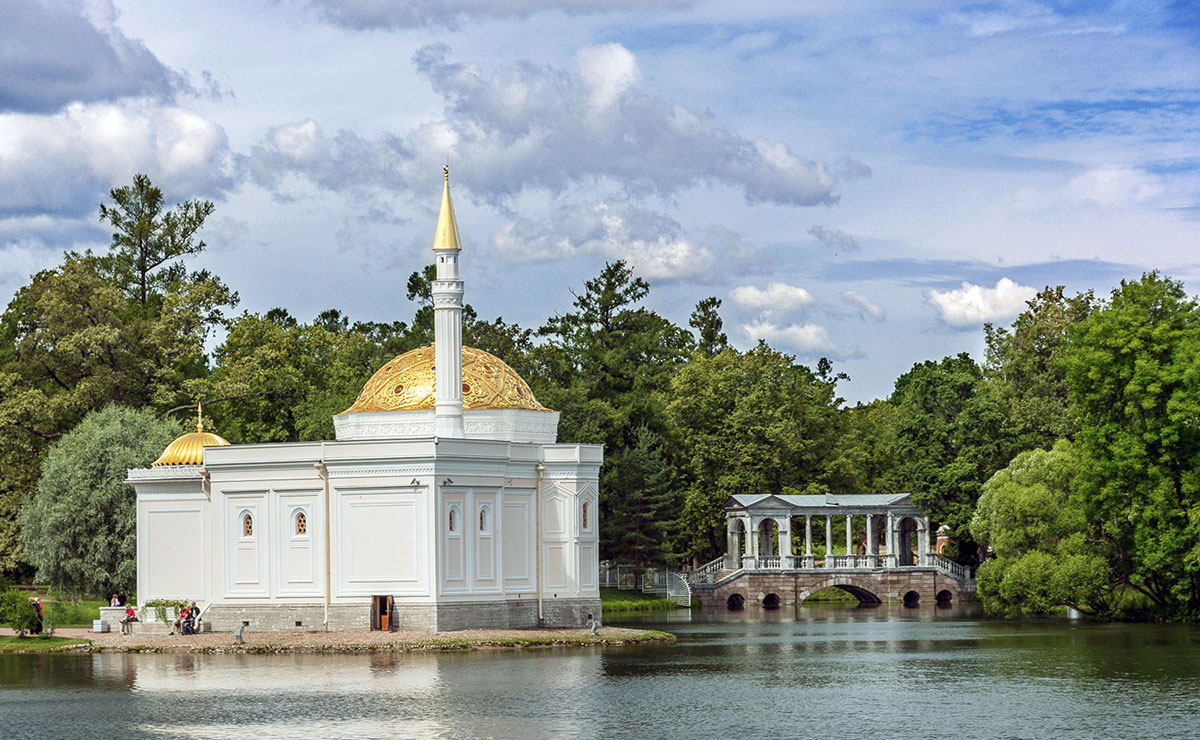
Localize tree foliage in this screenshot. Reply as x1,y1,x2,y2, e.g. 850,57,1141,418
1063,273,1200,619
0,175,233,572
665,344,841,561
19,406,181,596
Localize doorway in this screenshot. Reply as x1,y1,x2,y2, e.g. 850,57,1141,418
371,595,394,631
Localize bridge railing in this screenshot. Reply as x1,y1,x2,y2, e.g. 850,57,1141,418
930,553,973,582
689,555,733,584
827,554,886,569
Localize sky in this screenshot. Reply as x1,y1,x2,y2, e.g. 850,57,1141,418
2,0,1198,402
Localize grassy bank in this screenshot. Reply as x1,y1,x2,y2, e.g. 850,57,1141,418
600,587,687,612
0,636,91,653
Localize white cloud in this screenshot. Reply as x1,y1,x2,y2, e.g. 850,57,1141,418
1066,167,1164,207
809,225,858,251
492,201,717,281
305,0,688,30
0,102,233,216
926,278,1036,327
742,319,834,354
730,282,814,311
841,290,886,321
575,44,641,111
246,44,839,208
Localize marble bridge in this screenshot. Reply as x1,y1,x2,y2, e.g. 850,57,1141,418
688,493,975,609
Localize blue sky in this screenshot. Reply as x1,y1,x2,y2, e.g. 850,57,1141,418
2,0,1198,402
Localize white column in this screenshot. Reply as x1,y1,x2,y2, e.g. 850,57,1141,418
866,514,876,567
824,515,832,567
886,514,896,568
779,517,792,568
919,517,931,566
432,168,465,438
803,516,813,567
845,515,852,559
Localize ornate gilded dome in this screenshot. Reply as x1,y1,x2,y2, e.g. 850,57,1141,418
152,412,230,467
341,344,548,414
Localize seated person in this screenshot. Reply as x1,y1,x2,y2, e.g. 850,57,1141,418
170,605,191,635
110,594,121,607
183,602,199,635
120,606,138,635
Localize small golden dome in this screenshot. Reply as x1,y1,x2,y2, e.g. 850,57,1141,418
152,408,230,466
340,344,548,414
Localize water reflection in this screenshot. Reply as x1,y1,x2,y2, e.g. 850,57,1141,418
3,610,1200,740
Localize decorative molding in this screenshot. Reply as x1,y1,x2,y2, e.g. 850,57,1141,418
329,465,435,478
127,465,203,483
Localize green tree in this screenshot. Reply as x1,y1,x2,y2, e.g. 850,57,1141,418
207,310,388,443
97,173,217,309
0,588,38,636
535,261,692,562
19,406,181,596
985,286,1096,449
891,353,1011,562
605,427,678,567
665,344,841,560
971,441,1115,617
1063,272,1200,619
0,176,234,576
689,297,728,357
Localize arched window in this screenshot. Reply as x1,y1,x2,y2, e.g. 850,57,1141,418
479,507,488,533
582,502,589,530
242,513,253,538
295,511,307,536
448,508,456,533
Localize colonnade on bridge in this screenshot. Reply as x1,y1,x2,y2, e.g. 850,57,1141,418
721,493,933,572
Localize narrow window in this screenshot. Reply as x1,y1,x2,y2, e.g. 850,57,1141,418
295,511,307,536
479,507,487,532
582,502,589,530
448,508,456,532
242,513,253,537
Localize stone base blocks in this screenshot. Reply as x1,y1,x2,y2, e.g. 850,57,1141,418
693,569,970,609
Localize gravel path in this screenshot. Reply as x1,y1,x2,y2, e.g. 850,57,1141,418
52,626,670,653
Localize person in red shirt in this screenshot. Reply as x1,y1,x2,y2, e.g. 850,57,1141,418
120,605,138,635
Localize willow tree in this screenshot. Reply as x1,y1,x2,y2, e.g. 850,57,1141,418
19,406,180,596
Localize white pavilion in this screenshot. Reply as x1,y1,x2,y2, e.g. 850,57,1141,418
126,169,603,632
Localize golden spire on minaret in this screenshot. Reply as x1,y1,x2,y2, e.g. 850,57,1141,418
432,165,462,252
196,401,204,433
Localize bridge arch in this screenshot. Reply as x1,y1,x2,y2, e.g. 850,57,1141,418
762,593,781,609
727,593,745,610
796,576,882,605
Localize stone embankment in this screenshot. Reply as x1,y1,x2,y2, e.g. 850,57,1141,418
46,626,673,654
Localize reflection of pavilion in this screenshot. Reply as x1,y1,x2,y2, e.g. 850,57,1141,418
725,494,931,570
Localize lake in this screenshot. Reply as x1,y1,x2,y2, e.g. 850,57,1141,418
3,604,1199,739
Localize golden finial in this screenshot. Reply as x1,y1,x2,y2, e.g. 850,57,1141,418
196,401,204,433
432,166,462,252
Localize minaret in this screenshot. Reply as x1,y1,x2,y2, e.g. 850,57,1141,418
432,166,465,438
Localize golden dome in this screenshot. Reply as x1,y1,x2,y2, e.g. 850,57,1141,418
340,344,548,414
152,410,230,466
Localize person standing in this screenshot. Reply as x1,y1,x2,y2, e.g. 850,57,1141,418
30,598,43,635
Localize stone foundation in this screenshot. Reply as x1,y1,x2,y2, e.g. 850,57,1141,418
393,597,602,632
167,597,602,633
205,604,369,632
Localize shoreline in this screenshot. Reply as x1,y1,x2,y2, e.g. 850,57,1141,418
6,626,674,654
